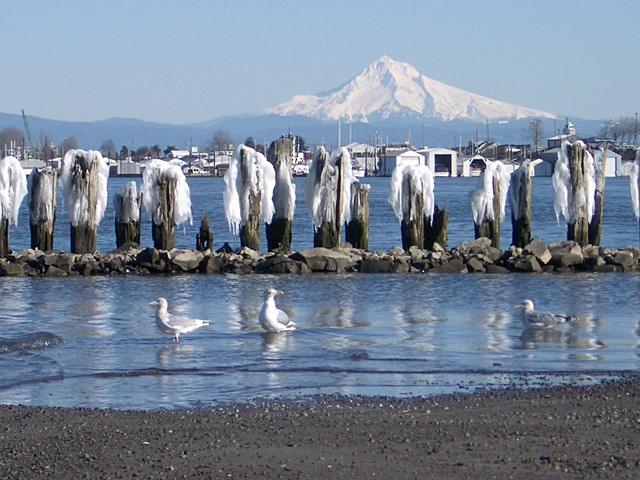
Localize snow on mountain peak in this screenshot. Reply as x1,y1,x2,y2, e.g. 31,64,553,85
266,55,556,123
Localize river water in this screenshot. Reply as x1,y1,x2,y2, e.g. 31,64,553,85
0,175,639,410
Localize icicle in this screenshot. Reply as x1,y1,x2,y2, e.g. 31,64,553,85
141,159,192,227
630,150,640,220
0,156,28,226
467,160,509,225
223,145,275,235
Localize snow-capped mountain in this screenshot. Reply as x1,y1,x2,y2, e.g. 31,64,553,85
266,55,556,123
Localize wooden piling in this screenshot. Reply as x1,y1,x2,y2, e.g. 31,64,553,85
345,182,369,250
68,154,102,254
400,173,424,250
151,175,177,250
266,137,294,252
0,218,8,257
474,173,502,249
588,145,607,246
29,168,57,252
196,211,213,251
114,182,141,248
424,205,448,250
239,148,262,251
510,162,532,248
313,150,346,249
566,143,590,245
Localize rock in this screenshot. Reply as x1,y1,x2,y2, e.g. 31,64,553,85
45,265,67,277
611,251,636,270
486,264,511,274
170,249,204,272
136,247,169,272
199,254,229,274
0,261,24,276
359,257,395,273
466,257,485,273
436,258,467,273
513,255,543,272
290,248,356,272
256,255,310,274
524,238,552,265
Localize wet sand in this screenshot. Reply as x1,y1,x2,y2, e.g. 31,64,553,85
1,377,639,479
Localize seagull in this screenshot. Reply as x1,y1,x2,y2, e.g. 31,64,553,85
149,297,212,342
259,288,296,332
515,299,575,329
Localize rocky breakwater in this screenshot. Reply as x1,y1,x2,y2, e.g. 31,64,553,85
0,237,638,277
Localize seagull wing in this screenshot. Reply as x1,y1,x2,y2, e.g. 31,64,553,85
167,315,210,334
277,309,294,327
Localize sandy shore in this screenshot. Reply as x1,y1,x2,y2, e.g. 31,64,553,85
1,377,639,479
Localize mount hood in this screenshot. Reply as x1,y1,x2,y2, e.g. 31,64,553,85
266,55,556,123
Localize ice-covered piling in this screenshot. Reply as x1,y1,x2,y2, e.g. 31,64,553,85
552,140,596,246
0,156,28,256
59,149,109,254
114,181,141,247
629,150,640,222
141,159,192,251
508,160,532,248
266,137,296,251
389,164,435,250
468,160,509,249
29,167,57,251
223,145,275,251
588,145,608,246
305,147,356,248
345,181,370,250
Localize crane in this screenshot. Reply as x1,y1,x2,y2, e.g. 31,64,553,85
21,109,36,159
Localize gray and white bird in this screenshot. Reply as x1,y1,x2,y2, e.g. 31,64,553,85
259,288,296,332
515,299,575,329
149,297,212,342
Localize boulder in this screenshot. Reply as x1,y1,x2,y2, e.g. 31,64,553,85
256,255,310,274
170,249,204,272
611,250,636,270
524,238,552,265
290,248,356,272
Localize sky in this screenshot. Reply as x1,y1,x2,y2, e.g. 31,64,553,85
2,0,638,125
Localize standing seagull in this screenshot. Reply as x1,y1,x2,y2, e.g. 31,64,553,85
259,288,296,332
149,297,212,342
515,299,575,329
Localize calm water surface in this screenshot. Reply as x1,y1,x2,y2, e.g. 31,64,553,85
1,175,639,409
0,273,638,410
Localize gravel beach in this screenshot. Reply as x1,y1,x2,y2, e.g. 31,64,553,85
1,377,639,479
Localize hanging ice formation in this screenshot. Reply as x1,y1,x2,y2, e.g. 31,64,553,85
468,160,510,225
223,145,276,235
272,143,296,221
0,156,28,225
629,149,640,220
388,164,435,224
114,181,140,223
304,146,357,230
507,159,531,221
29,168,55,225
141,159,193,227
551,140,596,224
59,149,110,226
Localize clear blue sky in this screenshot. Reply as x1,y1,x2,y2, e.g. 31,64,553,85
2,0,638,124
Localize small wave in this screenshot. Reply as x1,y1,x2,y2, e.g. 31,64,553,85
0,331,64,353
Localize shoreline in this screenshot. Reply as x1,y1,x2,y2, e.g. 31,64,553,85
1,236,639,277
1,376,639,478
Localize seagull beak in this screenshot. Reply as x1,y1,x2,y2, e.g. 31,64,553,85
514,304,523,309
276,290,284,295
149,300,158,306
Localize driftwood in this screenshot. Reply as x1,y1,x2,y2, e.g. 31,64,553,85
29,169,57,251
345,182,369,250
